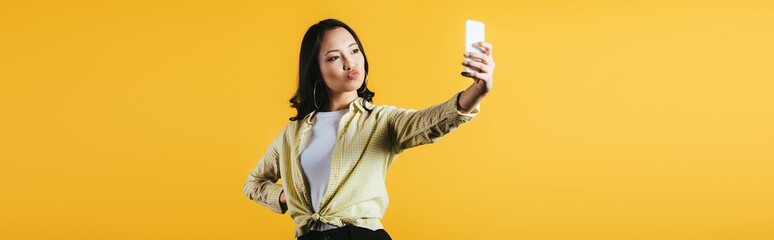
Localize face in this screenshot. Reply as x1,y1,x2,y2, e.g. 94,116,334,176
318,27,365,95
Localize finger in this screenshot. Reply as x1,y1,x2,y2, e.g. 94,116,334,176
473,41,492,57
462,60,488,73
464,51,491,65
474,41,493,56
460,71,489,81
472,72,490,81
461,71,477,81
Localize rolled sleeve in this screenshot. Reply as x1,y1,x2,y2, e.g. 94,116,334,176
448,90,480,123
264,183,286,214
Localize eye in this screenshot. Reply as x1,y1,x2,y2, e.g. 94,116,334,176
351,49,359,54
327,56,339,62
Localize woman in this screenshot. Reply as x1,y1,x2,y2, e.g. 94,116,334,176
243,19,494,240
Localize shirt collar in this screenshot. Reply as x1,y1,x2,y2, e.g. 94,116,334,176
302,97,368,125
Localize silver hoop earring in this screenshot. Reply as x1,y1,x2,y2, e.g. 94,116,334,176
313,81,319,109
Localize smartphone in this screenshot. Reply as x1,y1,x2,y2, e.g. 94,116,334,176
465,20,485,73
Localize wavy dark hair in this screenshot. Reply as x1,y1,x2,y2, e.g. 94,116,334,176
289,19,375,121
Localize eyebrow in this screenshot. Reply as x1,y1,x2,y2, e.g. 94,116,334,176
323,42,358,56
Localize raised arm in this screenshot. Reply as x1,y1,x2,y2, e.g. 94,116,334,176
387,41,494,153
387,91,479,153
243,127,287,214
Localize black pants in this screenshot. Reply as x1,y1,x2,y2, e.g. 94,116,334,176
297,225,391,240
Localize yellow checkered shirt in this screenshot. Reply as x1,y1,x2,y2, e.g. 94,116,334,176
243,91,480,238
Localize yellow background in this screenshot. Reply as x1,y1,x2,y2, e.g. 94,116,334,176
1,0,772,239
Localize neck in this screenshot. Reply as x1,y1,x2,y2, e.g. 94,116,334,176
324,90,358,112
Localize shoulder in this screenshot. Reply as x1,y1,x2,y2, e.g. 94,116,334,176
361,99,408,117
268,120,301,144
281,120,302,134
358,100,416,129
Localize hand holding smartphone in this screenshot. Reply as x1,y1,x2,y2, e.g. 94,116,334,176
465,20,485,73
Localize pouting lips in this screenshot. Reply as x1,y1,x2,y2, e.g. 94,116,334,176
347,70,359,80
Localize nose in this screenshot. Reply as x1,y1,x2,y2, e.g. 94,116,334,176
342,57,354,71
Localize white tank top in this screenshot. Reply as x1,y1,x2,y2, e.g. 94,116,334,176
299,108,348,231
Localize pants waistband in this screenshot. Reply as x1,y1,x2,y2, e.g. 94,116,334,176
298,225,352,240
